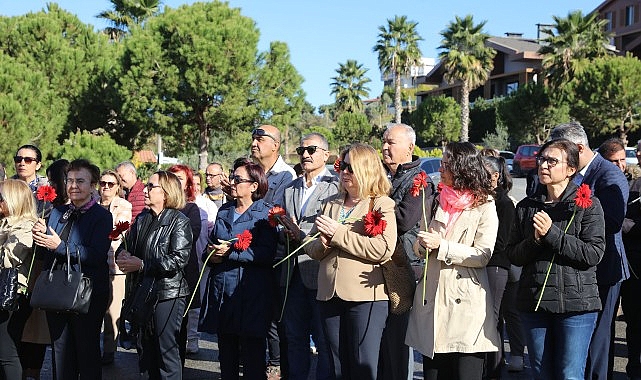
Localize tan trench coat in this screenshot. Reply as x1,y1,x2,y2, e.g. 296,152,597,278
405,198,500,359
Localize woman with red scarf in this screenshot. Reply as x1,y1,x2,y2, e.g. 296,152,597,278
406,142,500,380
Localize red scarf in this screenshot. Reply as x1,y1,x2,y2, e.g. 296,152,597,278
439,185,476,231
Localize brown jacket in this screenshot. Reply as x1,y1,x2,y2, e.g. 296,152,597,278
304,195,397,302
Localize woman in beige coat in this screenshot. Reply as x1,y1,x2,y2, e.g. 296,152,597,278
304,143,397,380
406,142,500,380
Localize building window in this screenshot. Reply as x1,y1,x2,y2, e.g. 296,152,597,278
605,11,613,31
626,5,634,26
507,81,519,95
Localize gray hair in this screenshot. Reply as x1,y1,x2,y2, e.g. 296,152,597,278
549,121,590,149
384,123,416,145
115,161,137,176
301,133,329,150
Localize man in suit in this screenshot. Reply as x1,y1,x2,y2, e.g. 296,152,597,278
277,133,338,380
550,122,629,380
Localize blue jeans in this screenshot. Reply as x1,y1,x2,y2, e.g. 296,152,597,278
521,311,597,380
282,269,332,380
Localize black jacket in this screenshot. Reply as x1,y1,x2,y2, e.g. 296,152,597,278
507,182,605,314
125,208,193,301
487,187,516,270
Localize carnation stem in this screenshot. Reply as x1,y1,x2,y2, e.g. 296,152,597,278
421,188,428,305
273,232,319,268
278,238,290,322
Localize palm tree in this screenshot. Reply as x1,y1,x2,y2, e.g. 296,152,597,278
330,60,371,114
97,0,161,40
439,15,496,142
539,10,612,92
373,15,423,123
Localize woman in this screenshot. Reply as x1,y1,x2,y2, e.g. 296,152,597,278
0,179,38,379
116,171,192,379
507,139,605,379
303,143,397,380
167,164,203,357
406,142,500,380
199,158,278,380
32,159,113,379
98,169,132,365
481,154,517,376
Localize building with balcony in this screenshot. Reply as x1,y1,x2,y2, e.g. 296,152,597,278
595,0,641,56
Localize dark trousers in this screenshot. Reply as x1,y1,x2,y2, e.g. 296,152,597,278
621,278,641,378
219,333,267,380
267,270,286,376
423,352,485,380
320,297,388,380
586,282,621,380
0,310,21,380
139,297,185,380
377,310,411,380
10,294,48,371
47,292,108,380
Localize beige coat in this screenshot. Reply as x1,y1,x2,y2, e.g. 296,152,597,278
304,195,397,302
0,217,37,291
405,198,500,358
105,196,132,275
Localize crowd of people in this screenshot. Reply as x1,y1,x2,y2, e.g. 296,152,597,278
0,121,638,380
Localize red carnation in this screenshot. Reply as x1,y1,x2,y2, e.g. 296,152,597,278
333,158,341,173
410,172,429,197
109,221,130,241
233,229,252,251
268,205,286,228
36,185,57,203
437,182,444,193
363,209,387,237
574,183,592,209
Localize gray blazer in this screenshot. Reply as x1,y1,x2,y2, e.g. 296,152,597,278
278,169,338,289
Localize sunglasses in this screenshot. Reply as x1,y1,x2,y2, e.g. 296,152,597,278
229,175,255,184
14,156,38,164
99,181,117,188
252,128,279,142
205,173,222,178
339,161,354,174
296,145,326,156
145,183,162,191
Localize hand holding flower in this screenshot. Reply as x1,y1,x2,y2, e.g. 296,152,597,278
116,250,144,273
32,225,61,250
533,210,552,240
417,228,441,251
316,215,339,240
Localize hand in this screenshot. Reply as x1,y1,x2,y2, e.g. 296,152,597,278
32,226,62,250
417,228,441,250
279,215,302,241
32,218,47,235
116,250,144,273
533,210,552,240
315,215,339,240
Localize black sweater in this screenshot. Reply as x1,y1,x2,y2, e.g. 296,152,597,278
487,187,516,270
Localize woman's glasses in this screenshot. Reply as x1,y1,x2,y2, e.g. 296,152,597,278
339,161,354,174
145,183,162,191
295,146,326,155
536,156,565,168
229,175,255,184
14,156,38,164
99,181,116,188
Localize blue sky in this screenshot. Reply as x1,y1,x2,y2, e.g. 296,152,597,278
1,0,600,109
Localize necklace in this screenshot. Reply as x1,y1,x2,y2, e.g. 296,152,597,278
339,205,355,223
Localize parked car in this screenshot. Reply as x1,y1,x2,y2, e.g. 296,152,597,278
420,157,442,186
626,147,638,166
513,144,541,177
499,150,515,173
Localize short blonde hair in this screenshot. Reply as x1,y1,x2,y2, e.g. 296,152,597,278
339,143,391,199
100,170,125,198
0,179,37,222
155,171,186,210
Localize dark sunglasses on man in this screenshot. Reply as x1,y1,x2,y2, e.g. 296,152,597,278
295,146,326,156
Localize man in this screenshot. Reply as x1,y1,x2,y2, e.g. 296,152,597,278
204,162,227,208
250,125,296,379
549,122,629,380
379,124,432,380
115,161,146,223
600,138,641,380
277,133,337,380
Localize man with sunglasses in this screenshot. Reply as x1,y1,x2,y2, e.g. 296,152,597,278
276,133,337,380
250,124,296,380
380,124,433,380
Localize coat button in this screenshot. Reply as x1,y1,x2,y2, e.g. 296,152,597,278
455,298,461,304
445,258,452,265
333,262,338,269
456,274,461,279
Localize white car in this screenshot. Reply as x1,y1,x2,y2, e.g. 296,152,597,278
626,147,638,166
420,157,442,186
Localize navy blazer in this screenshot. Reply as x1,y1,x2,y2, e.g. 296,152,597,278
580,153,630,285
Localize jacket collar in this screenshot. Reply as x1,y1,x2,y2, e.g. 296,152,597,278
218,199,268,225
386,155,421,179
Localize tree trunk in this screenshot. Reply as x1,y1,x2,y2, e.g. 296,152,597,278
394,71,402,123
198,121,209,171
460,83,470,142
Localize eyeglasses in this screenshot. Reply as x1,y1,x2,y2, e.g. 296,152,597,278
205,173,222,178
339,161,354,174
64,178,87,186
296,146,326,156
229,175,255,184
14,156,38,164
536,156,565,168
252,128,279,142
99,181,117,188
145,183,162,191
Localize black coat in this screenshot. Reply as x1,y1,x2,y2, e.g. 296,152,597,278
507,182,606,314
487,187,516,270
125,208,193,301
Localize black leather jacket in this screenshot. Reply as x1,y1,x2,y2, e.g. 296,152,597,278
125,208,193,301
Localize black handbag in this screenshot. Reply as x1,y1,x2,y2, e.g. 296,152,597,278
30,246,93,314
121,274,158,327
0,267,19,311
